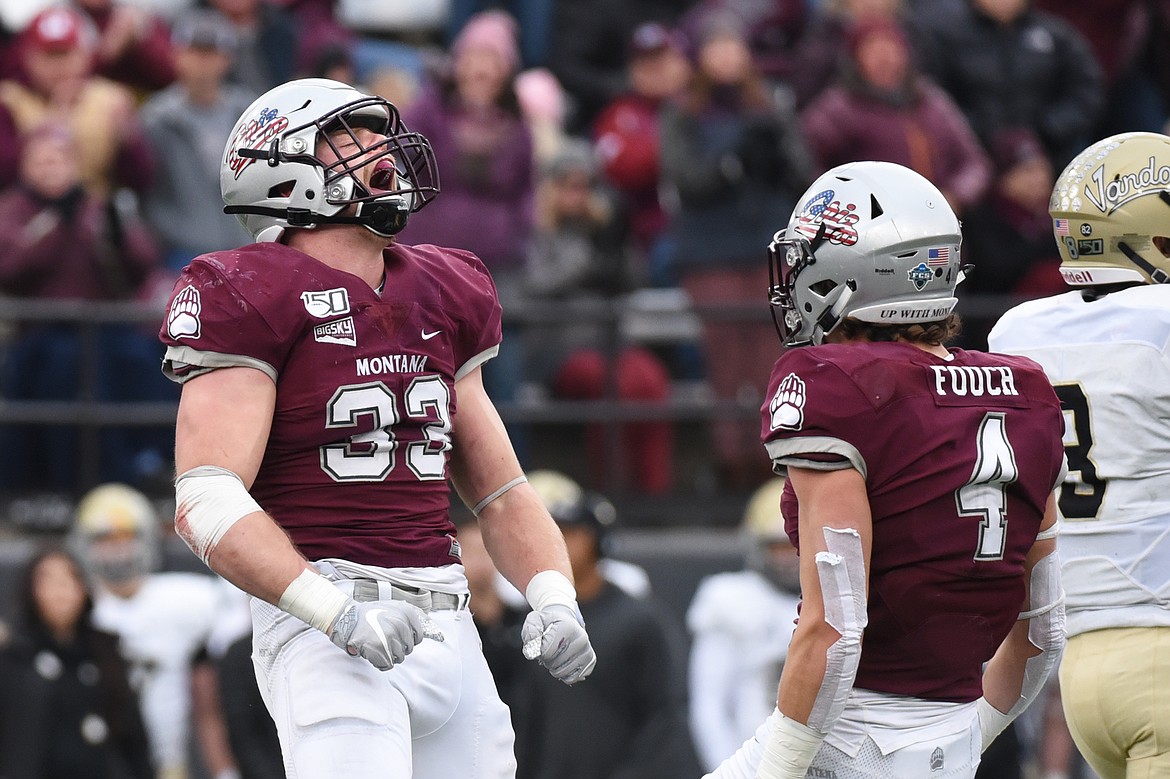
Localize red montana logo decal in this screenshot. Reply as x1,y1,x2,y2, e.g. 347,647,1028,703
794,189,859,246
226,107,289,180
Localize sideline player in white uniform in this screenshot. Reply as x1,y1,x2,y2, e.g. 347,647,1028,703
72,483,240,779
686,477,801,771
157,78,595,779
989,131,1170,779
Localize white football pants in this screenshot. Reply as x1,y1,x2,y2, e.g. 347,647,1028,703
250,582,516,779
706,700,981,779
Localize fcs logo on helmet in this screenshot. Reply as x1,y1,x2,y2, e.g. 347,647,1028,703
1051,131,1170,286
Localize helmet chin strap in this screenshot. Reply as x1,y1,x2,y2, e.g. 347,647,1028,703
810,279,858,345
1118,241,1170,284
225,197,412,237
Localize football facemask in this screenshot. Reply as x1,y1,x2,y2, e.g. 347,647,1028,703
222,78,439,242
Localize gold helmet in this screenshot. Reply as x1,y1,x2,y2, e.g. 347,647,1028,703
741,477,798,592
741,476,789,544
71,483,160,584
1050,131,1170,286
527,469,616,553
527,470,585,520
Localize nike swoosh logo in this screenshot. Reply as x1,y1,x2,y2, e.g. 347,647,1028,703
364,609,393,656
421,329,441,340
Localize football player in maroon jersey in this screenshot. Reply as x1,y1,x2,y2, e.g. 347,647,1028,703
157,78,595,779
707,161,1066,779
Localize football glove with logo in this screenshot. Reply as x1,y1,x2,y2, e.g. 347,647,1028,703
329,599,428,670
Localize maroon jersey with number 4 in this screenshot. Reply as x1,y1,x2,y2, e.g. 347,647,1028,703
761,340,1064,702
159,241,502,569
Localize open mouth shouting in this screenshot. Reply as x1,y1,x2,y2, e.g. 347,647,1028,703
368,159,398,194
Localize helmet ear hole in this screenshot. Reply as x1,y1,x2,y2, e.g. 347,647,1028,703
1154,235,1170,257
809,279,838,296
268,181,295,199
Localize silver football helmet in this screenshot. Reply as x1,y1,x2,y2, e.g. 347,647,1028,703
221,78,439,243
768,161,963,347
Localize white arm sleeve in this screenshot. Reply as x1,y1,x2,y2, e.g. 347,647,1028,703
978,551,1066,751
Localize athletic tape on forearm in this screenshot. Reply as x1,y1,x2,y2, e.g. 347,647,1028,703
979,551,1066,752
278,569,352,634
755,713,824,779
174,466,264,564
807,527,867,734
471,474,528,516
1034,522,1059,542
1014,552,1065,716
525,569,578,612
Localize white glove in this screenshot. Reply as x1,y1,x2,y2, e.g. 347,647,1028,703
521,603,596,685
329,599,428,670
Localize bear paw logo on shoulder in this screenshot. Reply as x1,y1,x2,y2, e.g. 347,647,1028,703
769,373,806,431
167,285,202,340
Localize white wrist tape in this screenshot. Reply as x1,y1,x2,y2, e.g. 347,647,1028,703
755,713,824,779
174,465,264,564
278,569,351,634
471,474,528,516
976,696,1013,752
525,569,578,612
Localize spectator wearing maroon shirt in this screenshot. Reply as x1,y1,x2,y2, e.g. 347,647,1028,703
0,6,155,197
800,16,992,217
0,122,167,495
74,0,178,92
591,22,690,263
401,10,536,456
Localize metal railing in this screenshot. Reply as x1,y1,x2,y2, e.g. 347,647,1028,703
0,292,1025,496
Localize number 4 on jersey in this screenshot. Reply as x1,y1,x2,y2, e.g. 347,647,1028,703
956,412,1019,561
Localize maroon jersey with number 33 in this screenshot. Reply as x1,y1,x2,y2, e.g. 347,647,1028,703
761,340,1065,702
159,241,502,569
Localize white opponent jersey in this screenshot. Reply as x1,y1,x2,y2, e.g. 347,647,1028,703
989,285,1170,637
686,569,800,770
91,572,230,772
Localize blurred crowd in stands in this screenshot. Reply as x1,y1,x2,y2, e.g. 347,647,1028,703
0,3,1149,777
1,0,1164,502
